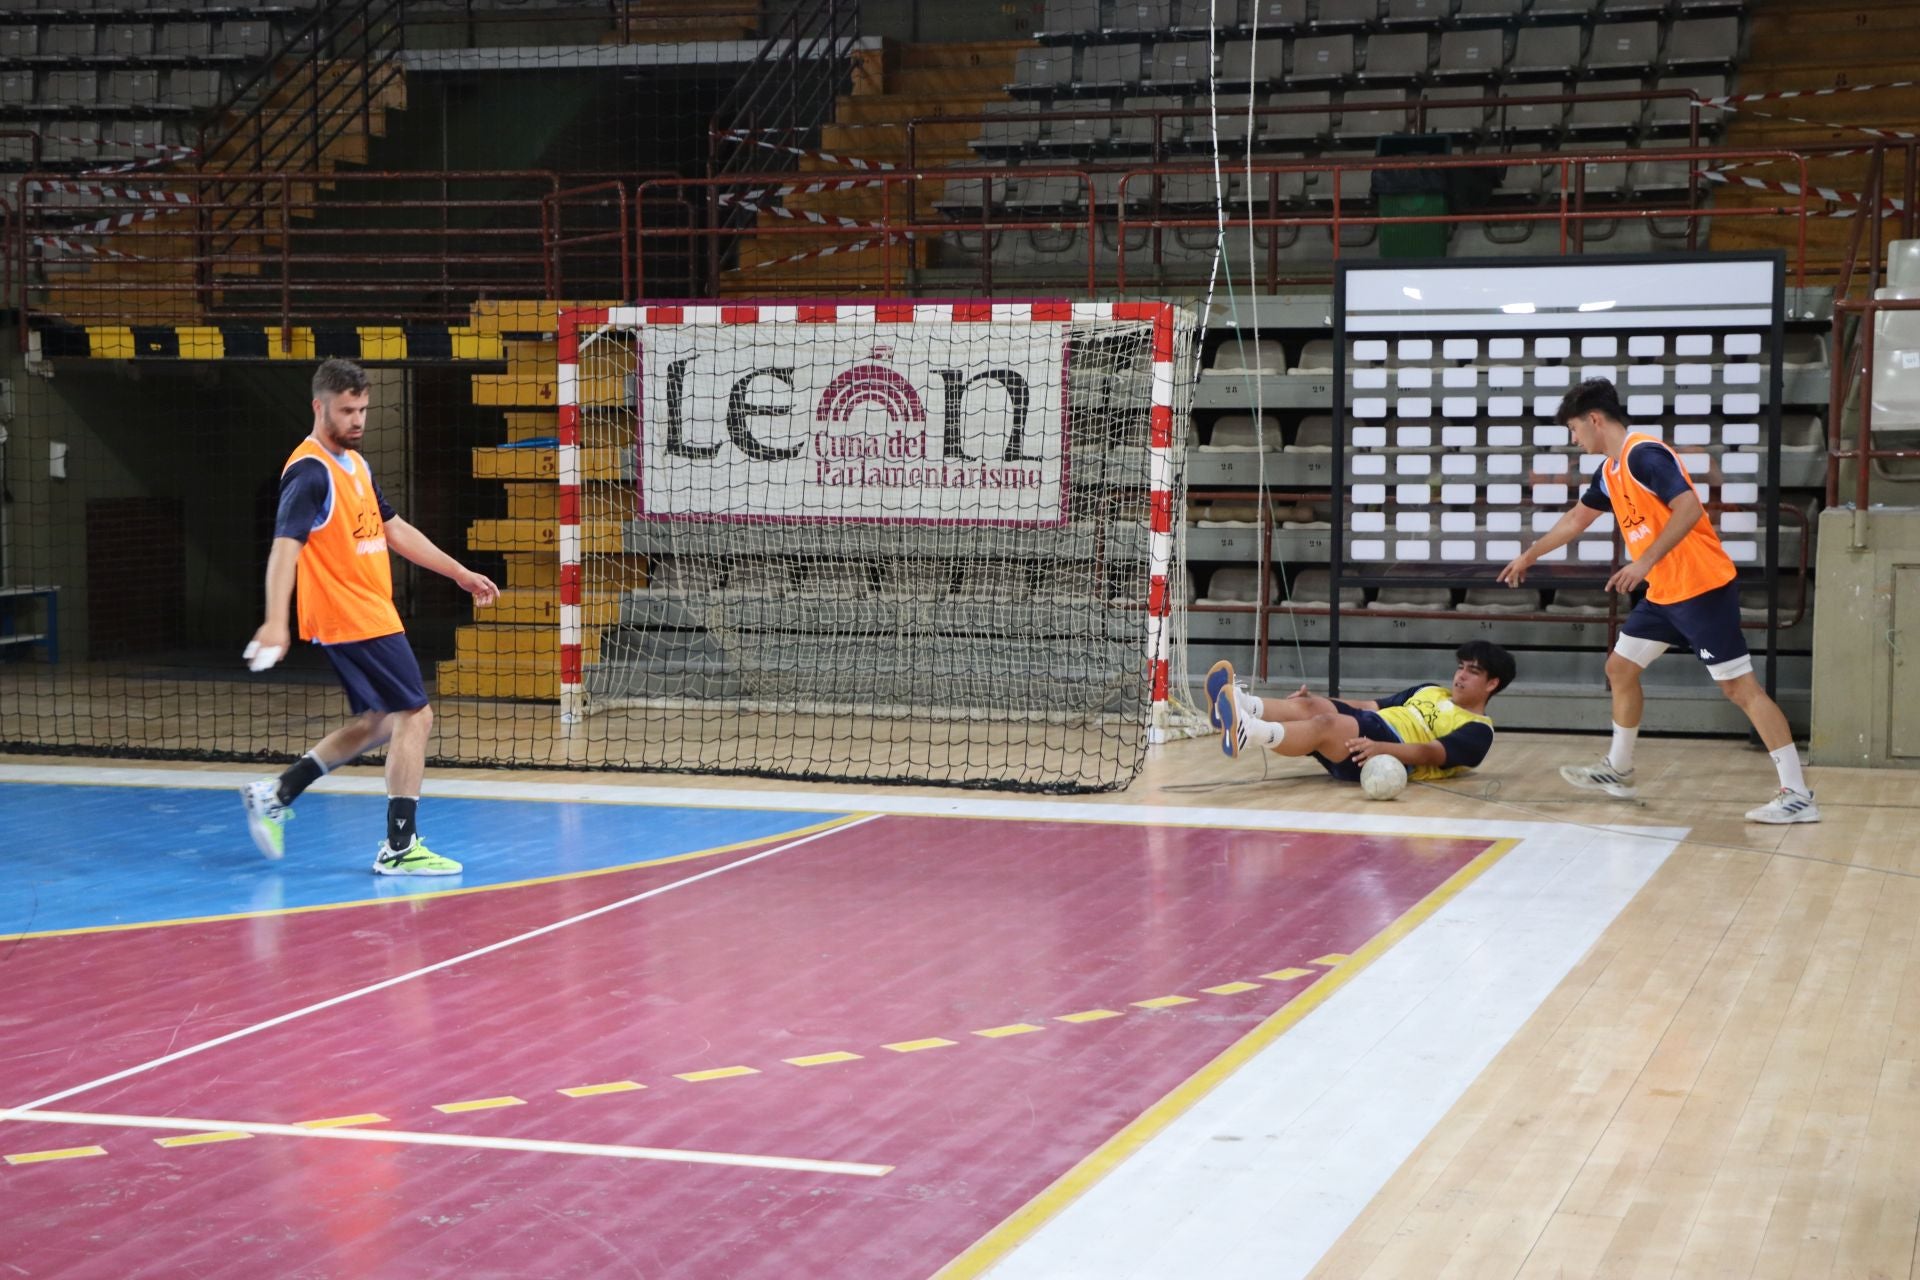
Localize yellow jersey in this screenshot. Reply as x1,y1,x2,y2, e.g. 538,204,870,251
1375,685,1495,782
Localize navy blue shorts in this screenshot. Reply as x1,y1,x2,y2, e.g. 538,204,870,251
1311,698,1403,782
323,632,429,715
1620,580,1750,673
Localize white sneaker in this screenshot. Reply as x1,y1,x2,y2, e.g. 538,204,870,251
1745,788,1821,824
1559,759,1638,799
240,779,290,859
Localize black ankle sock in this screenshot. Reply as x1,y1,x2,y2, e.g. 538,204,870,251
276,753,327,806
386,796,419,851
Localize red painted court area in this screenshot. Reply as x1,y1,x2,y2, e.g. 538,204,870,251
3,813,1497,1278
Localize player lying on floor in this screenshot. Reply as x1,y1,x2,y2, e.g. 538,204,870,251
1207,640,1516,782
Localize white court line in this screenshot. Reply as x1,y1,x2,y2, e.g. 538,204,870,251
0,1109,892,1177
0,763,1691,845
6,813,882,1114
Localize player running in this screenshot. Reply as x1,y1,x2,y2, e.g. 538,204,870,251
1498,377,1817,823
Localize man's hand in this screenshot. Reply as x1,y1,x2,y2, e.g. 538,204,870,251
1345,737,1392,764
1605,559,1649,596
1287,683,1314,700
244,622,289,673
1496,552,1534,587
456,568,500,607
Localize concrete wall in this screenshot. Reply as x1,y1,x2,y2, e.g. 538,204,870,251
1810,506,1920,768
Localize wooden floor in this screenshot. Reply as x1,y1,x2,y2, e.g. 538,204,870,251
5,718,1914,1278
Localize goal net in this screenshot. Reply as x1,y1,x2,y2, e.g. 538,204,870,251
558,300,1198,792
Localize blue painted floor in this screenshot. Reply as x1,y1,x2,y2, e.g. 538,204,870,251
0,782,846,937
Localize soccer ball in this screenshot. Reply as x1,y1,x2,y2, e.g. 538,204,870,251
1360,754,1408,801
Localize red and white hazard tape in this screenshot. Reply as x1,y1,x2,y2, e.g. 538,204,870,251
47,204,181,239
1708,80,1920,104
550,300,1182,723
30,236,148,260
26,179,193,205
718,192,893,232
1692,167,1908,212
738,232,909,269
719,129,897,172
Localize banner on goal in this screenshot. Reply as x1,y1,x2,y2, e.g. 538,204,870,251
555,300,1197,792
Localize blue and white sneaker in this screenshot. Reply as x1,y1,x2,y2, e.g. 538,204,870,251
1205,660,1237,730
1745,788,1821,824
1559,759,1638,800
1215,685,1246,759
240,779,290,859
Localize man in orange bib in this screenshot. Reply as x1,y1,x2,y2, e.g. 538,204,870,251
1498,377,1816,823
240,358,499,871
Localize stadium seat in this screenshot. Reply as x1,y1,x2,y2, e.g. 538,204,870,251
0,71,30,106
1039,0,1101,38
1210,339,1288,372
1419,84,1492,135
1293,343,1335,374
1218,38,1288,86
1781,332,1829,369
1598,0,1665,15
1336,88,1411,142
1006,173,1087,209
43,121,99,162
1246,0,1311,27
1041,115,1113,153
1511,25,1582,79
164,69,225,109
1115,96,1187,152
1247,169,1309,208
1649,76,1728,132
1307,158,1374,205
1109,0,1174,34
106,120,177,154
1435,28,1505,79
1010,48,1074,95
1289,33,1357,83
651,557,727,595
876,559,950,600
1586,21,1660,74
214,22,274,61
1080,44,1145,91
0,26,36,59
1264,89,1335,143
1779,413,1824,452
1501,91,1568,138
1371,587,1452,610
727,558,792,596
1171,0,1224,32
1891,240,1920,288
1566,79,1646,135
41,71,98,107
161,23,214,57
1453,0,1525,21
1158,171,1226,207
1545,588,1612,615
1530,0,1599,17
1148,41,1215,87
1284,570,1365,608
801,561,869,599
1627,144,1695,197
1204,567,1278,604
1460,587,1541,613
102,71,161,108
1383,0,1453,25
103,24,156,58
1290,417,1334,453
1207,92,1257,141
1204,412,1284,447
43,24,96,56
1359,32,1430,83
1664,17,1741,71
1314,0,1381,29
955,560,1026,601
973,102,1043,153
1561,147,1633,199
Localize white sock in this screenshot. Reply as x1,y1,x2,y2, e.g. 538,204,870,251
1770,744,1808,795
1608,723,1639,773
1240,715,1285,750
1237,687,1265,718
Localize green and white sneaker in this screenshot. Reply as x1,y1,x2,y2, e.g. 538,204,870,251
240,779,291,859
372,837,463,877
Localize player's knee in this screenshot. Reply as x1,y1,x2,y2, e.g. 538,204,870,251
1717,673,1759,706
1604,652,1642,684
406,703,434,733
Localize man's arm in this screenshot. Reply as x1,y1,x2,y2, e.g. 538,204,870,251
384,516,499,605
1497,503,1602,587
1348,737,1449,768
1604,490,1704,595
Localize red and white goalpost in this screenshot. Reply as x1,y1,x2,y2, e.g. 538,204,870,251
552,300,1196,791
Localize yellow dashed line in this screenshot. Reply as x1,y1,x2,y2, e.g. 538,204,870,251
295,1114,388,1129
1201,981,1263,996
5,1145,107,1166
432,1096,525,1114
882,1038,957,1054
785,1051,863,1067
1309,953,1350,967
558,1081,645,1098
1131,995,1196,1010
1056,1009,1125,1024
973,1023,1044,1039
1260,968,1314,981
675,1066,760,1083
155,1131,251,1149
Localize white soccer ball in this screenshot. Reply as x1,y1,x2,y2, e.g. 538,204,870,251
1360,754,1408,801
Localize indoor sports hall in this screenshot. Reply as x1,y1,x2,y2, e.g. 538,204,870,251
4,1,1920,1277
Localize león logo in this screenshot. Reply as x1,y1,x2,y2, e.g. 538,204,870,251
815,364,927,424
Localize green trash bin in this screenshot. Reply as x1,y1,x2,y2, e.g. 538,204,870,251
1374,134,1452,259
